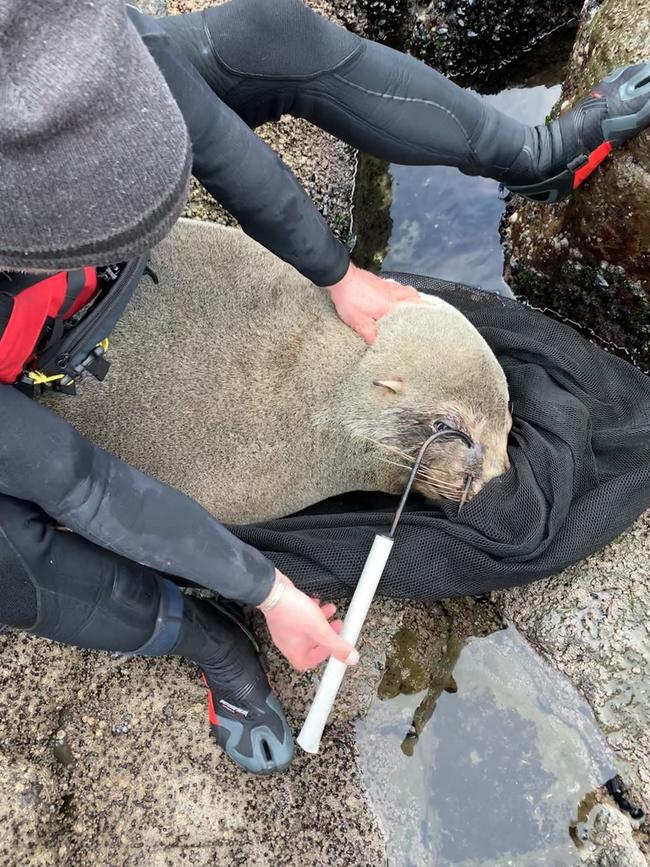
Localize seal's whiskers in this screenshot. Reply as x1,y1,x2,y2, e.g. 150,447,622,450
364,437,464,492
374,455,415,473
458,475,474,512
373,454,462,498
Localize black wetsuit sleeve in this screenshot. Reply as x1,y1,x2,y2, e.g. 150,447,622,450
129,9,350,287
0,385,275,606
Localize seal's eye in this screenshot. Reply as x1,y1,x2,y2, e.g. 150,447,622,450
432,420,474,449
433,420,453,433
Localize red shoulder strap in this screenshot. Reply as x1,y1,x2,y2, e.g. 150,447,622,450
0,268,99,384
0,272,68,383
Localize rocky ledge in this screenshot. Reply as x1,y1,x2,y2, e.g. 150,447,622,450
503,0,650,371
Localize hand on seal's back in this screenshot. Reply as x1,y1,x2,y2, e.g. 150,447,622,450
325,262,422,344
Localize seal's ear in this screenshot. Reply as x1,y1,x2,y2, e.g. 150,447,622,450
373,379,404,394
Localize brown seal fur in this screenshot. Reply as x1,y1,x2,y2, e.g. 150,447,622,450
45,219,511,524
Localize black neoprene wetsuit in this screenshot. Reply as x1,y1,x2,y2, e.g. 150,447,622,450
135,0,556,286
0,0,604,653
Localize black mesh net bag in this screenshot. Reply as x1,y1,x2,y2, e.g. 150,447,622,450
229,273,650,601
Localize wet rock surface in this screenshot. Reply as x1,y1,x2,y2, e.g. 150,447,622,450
350,154,393,271
3,514,649,864
411,0,582,85
325,0,581,87
354,593,649,866
133,0,167,14
329,0,413,49
581,803,647,866
0,606,394,867
503,0,650,371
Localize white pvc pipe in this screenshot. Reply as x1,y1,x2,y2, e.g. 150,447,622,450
297,533,395,754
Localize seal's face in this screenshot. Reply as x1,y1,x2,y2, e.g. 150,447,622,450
368,385,511,505
343,299,511,505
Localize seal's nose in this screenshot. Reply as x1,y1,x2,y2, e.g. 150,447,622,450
481,440,510,483
467,442,485,476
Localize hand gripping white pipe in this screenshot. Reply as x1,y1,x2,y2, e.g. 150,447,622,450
297,426,474,754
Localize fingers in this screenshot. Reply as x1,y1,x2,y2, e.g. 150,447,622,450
312,602,357,663
354,316,377,345
331,295,377,344
265,585,359,671
392,283,423,303
312,600,337,621
320,603,337,620
303,645,332,670
301,622,349,669
283,634,357,672
314,618,359,665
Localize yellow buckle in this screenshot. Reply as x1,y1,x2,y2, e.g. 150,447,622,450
25,339,110,386
26,370,64,385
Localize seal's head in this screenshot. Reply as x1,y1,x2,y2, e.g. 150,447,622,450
338,297,511,505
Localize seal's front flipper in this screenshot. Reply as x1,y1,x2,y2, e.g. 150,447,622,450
506,61,650,204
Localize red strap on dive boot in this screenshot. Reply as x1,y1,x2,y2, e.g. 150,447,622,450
573,141,613,188
202,672,221,727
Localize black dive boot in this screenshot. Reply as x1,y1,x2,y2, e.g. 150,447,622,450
173,594,295,775
505,61,650,203
131,580,294,775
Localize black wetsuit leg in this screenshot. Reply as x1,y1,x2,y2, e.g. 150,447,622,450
159,0,650,194
0,495,165,649
159,0,558,186
134,2,650,280
0,495,294,773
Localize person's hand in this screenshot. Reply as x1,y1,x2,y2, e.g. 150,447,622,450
258,570,359,672
324,261,423,344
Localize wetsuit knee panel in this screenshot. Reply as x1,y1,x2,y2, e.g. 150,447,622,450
32,540,165,653
0,495,164,651
0,517,37,628
203,0,361,79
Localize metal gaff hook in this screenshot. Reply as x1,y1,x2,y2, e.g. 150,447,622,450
389,427,474,538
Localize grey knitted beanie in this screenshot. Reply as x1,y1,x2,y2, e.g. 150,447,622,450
0,0,192,270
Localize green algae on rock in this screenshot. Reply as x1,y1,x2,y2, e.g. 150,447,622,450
350,154,394,272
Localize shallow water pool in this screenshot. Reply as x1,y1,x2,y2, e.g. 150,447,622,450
355,625,616,867
381,84,560,293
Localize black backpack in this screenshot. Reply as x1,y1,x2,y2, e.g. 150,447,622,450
0,256,156,397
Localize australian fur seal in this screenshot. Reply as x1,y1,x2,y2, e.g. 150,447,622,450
44,219,511,524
